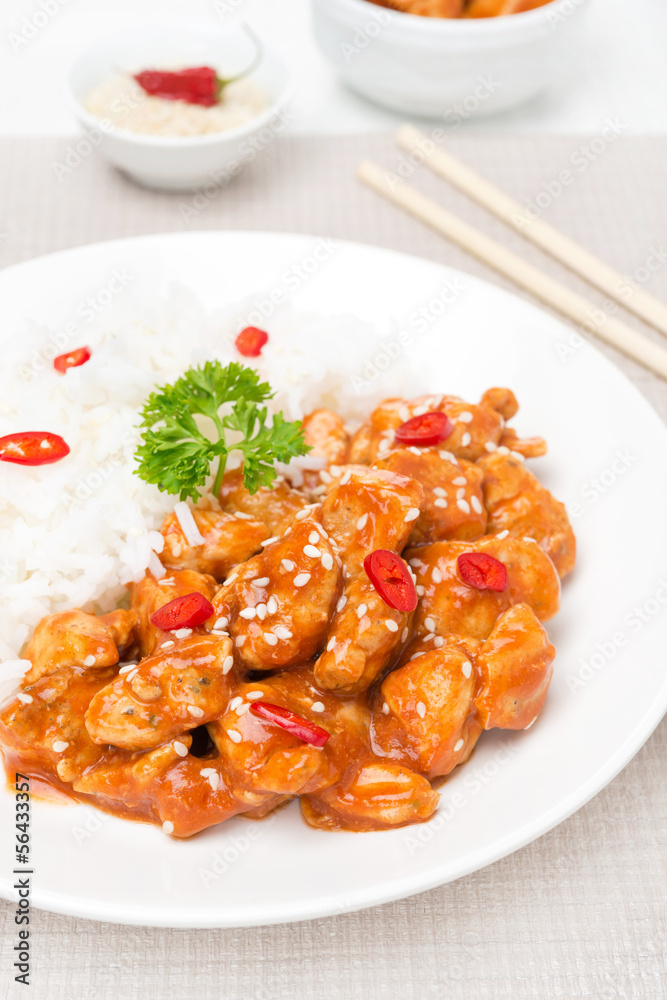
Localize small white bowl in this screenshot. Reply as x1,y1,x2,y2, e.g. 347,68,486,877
66,21,293,191
311,0,592,119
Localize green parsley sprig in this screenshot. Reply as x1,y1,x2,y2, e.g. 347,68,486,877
134,361,309,501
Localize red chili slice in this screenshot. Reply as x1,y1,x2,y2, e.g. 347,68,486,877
53,346,91,374
150,592,214,631
364,549,418,613
457,552,508,592
235,326,269,357
249,701,330,748
134,67,219,106
0,431,70,466
395,411,453,447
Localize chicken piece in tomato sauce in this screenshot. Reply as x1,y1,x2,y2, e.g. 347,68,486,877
85,634,235,751
211,513,343,671
406,534,560,641
161,504,266,580
130,568,217,658
22,608,137,685
374,448,486,544
479,451,576,578
218,467,308,537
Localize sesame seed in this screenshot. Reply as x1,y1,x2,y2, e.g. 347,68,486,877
416,701,426,718
330,465,341,477
321,552,334,571
222,655,234,674
295,509,309,521
227,729,242,743
462,661,472,679
340,470,352,486
200,767,215,778
409,558,423,568
311,701,325,713
284,527,292,535
162,820,174,834
126,669,138,682
273,625,293,640
235,702,251,715
83,654,95,667
119,663,137,675
317,525,329,539
439,450,457,463
434,498,448,509
187,705,204,718
252,577,270,587
214,616,229,629
319,470,332,484
523,536,537,543
229,696,243,711
246,690,264,700
211,629,229,637
157,578,175,586
456,487,465,499
357,603,368,619
173,741,188,757
461,432,472,447
416,585,425,596
174,628,192,639
208,772,220,790
382,702,390,714
454,738,464,752
294,573,311,587
453,476,467,486
17,693,33,704
233,511,253,520
304,544,321,558
410,652,423,661
52,740,69,753
424,632,435,642
267,596,278,615
327,636,336,651
496,529,509,540
261,537,279,546
457,498,471,514
307,531,319,545
385,620,399,633
401,627,409,642
408,446,422,456
497,445,510,456
239,607,256,620
471,496,483,514
281,559,295,572
510,450,525,462
424,616,435,632
434,636,444,648
225,572,239,586
336,595,348,613
458,411,473,424
356,513,368,531
524,716,538,730
433,487,447,498
432,567,442,584
404,508,420,523
256,603,268,620
264,633,278,646
160,640,175,649
236,635,245,647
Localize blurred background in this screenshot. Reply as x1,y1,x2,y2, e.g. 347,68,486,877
1,0,666,137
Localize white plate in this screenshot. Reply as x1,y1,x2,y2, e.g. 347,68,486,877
1,231,666,928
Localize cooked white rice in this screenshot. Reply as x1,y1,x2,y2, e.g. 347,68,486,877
0,287,420,675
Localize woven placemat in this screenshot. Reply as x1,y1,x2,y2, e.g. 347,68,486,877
0,134,665,1000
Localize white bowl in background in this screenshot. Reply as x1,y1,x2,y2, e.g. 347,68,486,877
311,0,592,119
65,21,293,192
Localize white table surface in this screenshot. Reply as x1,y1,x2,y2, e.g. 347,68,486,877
1,0,667,136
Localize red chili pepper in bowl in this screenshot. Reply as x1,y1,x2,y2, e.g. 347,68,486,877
249,701,330,748
364,549,418,613
0,431,70,466
150,592,214,631
53,346,91,374
235,326,269,357
134,67,220,107
457,552,508,592
395,411,453,447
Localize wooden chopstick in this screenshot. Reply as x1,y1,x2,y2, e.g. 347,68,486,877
396,124,667,339
357,159,667,380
